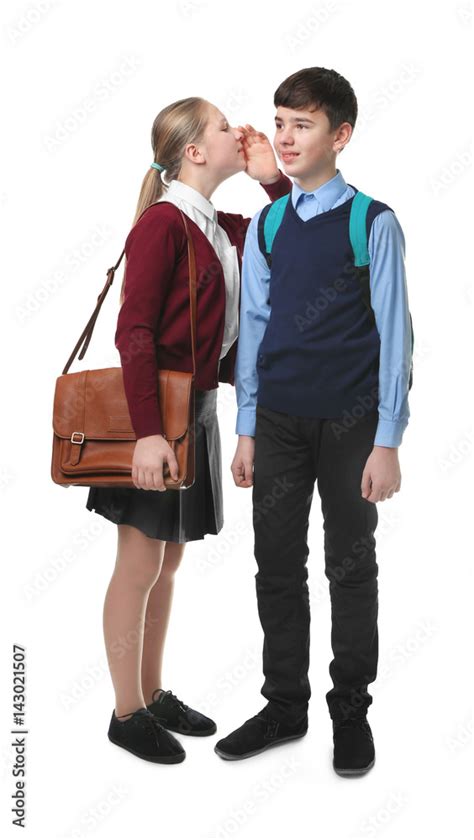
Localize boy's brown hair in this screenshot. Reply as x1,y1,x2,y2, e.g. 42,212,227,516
274,67,358,132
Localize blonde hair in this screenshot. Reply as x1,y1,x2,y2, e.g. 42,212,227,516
119,96,210,305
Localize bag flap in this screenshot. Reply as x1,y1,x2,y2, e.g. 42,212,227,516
53,367,192,441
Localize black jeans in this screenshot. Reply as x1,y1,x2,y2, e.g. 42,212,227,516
252,402,379,724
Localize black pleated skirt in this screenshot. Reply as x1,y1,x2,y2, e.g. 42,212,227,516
85,388,223,543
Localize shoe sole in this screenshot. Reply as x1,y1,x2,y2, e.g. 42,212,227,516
108,734,186,764
214,729,308,761
333,756,375,776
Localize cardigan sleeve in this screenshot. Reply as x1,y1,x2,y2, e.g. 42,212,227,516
114,205,185,440
261,168,293,204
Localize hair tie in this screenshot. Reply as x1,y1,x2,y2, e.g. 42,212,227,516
150,162,165,172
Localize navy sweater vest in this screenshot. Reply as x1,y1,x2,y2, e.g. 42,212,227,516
256,188,392,419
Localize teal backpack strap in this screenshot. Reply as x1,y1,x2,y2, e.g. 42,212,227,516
265,194,290,252
349,190,376,327
257,194,290,268
349,190,373,266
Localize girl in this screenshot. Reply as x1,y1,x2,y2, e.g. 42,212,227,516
85,96,292,763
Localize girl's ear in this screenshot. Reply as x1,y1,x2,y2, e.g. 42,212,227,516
183,142,205,166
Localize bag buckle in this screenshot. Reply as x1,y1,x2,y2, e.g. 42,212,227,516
71,432,85,444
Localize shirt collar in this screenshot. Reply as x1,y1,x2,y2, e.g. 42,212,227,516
166,179,217,225
292,168,348,213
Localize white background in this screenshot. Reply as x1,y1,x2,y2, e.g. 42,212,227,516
2,0,472,837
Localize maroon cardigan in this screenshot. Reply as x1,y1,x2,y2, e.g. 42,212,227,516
115,170,292,438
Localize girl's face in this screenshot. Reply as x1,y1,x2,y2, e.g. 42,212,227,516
193,103,246,178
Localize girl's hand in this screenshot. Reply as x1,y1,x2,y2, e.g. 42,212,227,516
132,434,179,491
237,123,280,184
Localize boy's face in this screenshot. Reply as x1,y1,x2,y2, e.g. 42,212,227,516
273,105,347,177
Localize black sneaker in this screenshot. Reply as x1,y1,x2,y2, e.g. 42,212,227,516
108,706,186,763
146,689,217,736
214,706,308,760
332,716,375,776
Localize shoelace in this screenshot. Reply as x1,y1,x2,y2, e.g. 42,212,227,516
135,710,166,741
161,690,188,712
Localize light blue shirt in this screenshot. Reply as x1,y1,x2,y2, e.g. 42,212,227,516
235,169,412,448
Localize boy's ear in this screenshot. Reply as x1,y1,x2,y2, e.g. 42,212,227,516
334,121,353,152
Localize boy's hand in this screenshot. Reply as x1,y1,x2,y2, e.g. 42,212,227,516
237,124,280,184
231,435,255,487
361,446,401,503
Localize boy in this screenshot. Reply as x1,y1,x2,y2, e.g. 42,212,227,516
214,67,412,776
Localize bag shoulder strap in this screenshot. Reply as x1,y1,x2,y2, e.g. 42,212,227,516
257,194,290,267
349,190,376,333
349,190,373,266
62,202,197,377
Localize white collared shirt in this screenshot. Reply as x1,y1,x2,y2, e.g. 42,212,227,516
157,179,239,360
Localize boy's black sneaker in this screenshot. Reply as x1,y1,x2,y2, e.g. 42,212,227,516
332,715,375,776
108,706,186,763
214,705,308,760
146,688,217,736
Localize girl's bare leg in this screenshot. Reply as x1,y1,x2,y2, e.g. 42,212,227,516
103,524,165,720
141,540,186,705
